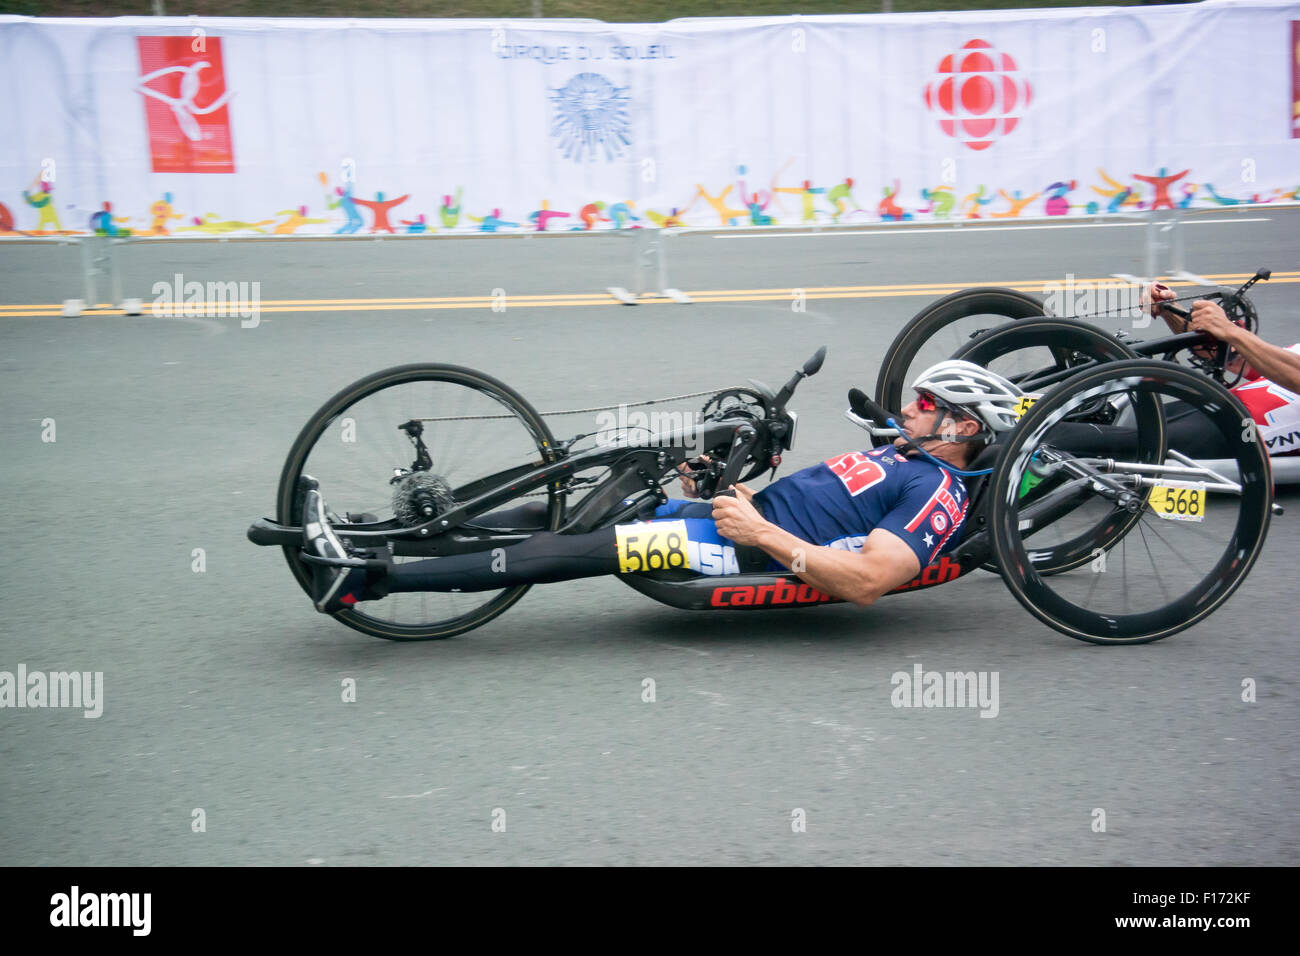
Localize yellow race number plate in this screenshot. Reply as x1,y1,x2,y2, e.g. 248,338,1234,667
1148,484,1207,522
616,520,690,573
1013,395,1039,419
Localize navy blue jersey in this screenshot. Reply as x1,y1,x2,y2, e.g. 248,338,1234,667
754,445,970,567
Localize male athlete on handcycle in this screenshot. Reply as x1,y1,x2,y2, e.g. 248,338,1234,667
302,361,1026,614
1146,281,1300,456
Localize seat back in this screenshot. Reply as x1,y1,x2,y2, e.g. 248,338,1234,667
956,439,1006,544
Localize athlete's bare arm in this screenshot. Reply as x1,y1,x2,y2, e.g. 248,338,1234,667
1145,282,1220,361
712,489,921,606
1192,303,1300,394
1142,283,1300,389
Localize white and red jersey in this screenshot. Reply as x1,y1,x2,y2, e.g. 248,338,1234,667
1232,343,1300,456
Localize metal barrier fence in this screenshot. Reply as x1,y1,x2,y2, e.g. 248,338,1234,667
4,203,1289,314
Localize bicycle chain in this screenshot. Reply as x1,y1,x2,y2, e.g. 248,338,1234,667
413,387,724,422
413,388,724,499
1054,290,1219,322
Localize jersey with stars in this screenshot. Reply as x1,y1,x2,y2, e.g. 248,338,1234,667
754,445,970,568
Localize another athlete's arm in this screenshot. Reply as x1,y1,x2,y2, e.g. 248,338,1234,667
1145,283,1262,371
1187,300,1300,393
712,488,920,606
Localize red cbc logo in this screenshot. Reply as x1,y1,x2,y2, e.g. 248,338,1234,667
923,39,1032,152
135,36,235,173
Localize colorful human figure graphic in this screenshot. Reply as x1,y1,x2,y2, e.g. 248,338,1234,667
469,209,518,232
329,183,364,234
1177,183,1199,208
90,201,131,237
694,184,748,226
1043,181,1075,216
529,200,570,231
877,180,912,221
400,214,430,234
918,185,955,219
440,189,463,229
1093,169,1143,211
178,213,276,234
608,201,639,228
1108,188,1136,212
772,179,825,224
645,207,687,228
745,199,775,225
352,192,410,234
736,165,777,226
992,189,1040,219
1133,167,1190,211
147,193,184,235
573,201,609,230
0,201,15,233
1203,184,1259,206
23,177,63,232
273,205,328,234
961,185,993,219
826,178,864,223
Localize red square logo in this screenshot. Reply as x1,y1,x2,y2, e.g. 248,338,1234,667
136,36,235,173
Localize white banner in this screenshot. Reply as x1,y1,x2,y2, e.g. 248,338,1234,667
1,1,1297,238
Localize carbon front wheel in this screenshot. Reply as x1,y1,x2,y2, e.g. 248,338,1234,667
276,364,563,641
988,360,1271,645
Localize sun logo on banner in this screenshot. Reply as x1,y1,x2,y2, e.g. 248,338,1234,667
549,72,631,162
923,38,1032,152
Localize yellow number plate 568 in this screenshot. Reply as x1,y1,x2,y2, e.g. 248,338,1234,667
1013,395,1039,419
616,520,691,573
1148,484,1207,522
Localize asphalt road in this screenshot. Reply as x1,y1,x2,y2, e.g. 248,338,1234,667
2,208,1298,865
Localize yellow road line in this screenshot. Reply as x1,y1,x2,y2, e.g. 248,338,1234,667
2,272,1296,317
3,271,1293,308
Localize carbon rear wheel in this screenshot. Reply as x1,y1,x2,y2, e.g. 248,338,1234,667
953,317,1164,575
875,287,1047,413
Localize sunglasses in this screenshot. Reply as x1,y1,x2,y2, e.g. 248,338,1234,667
915,390,972,422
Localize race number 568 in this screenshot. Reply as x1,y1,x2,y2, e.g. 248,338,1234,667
1149,484,1207,522
617,520,690,573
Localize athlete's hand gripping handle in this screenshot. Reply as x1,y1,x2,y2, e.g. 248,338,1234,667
707,423,759,498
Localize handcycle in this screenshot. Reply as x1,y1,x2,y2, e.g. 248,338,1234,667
247,334,1272,646
874,268,1273,415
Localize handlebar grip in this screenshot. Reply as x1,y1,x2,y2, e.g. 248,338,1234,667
848,387,899,423
1160,302,1192,320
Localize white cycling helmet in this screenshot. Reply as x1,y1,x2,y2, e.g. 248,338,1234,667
910,360,1026,436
